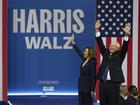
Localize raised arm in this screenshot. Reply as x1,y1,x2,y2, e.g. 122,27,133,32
120,23,131,61
120,39,129,61
71,34,85,60
95,20,106,55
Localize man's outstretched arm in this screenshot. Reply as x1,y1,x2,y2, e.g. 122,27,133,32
120,23,131,61
95,20,106,56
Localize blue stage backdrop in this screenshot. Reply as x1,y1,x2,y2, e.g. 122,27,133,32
8,0,96,94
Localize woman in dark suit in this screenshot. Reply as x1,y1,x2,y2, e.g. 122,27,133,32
71,35,96,105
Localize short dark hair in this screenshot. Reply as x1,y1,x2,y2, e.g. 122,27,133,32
128,85,137,94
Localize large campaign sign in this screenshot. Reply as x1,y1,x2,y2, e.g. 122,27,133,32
8,0,96,94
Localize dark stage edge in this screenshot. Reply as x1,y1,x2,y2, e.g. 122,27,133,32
8,95,99,105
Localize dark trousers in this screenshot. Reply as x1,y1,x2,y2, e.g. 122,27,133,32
99,81,120,105
78,91,93,105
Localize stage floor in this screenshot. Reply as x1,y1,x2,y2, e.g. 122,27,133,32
8,96,99,105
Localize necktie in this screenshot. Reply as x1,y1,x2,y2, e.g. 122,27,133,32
102,66,109,80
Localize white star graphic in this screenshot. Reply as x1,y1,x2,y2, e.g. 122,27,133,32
109,9,113,13
101,27,105,30
105,31,108,35
105,14,109,17
105,23,109,26
124,10,128,13
98,5,101,9
101,18,105,22
113,14,116,17
109,18,112,22
116,10,120,13
117,1,120,4
124,18,127,22
109,27,112,30
101,1,105,4
105,5,109,8
120,14,124,17
116,18,120,22
113,5,116,8
109,1,113,4
97,14,101,17
120,23,123,26
112,31,116,35
120,5,124,9
128,5,131,9
120,31,123,35
101,9,105,13
124,1,128,4
128,14,131,17
113,23,116,26
116,27,120,30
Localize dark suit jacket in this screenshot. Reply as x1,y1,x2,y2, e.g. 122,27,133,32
119,95,129,105
127,95,137,105
96,36,129,83
73,44,96,92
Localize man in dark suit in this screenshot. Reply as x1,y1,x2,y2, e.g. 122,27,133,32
95,20,131,105
127,85,138,105
119,85,129,105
